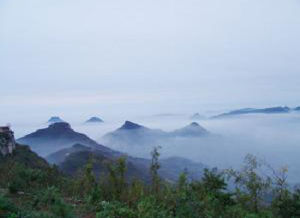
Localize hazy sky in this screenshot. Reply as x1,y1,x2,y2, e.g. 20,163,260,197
1,0,300,123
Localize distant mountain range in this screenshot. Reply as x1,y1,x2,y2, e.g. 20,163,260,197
212,106,300,118
17,122,115,157
47,143,206,182
102,121,210,148
102,121,168,147
57,145,151,182
17,122,206,182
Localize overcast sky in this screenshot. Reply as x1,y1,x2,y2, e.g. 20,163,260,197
1,0,300,123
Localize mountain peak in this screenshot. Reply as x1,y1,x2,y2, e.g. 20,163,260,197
190,113,204,120
120,121,144,130
47,116,64,124
190,122,200,127
85,117,104,123
17,122,113,157
48,122,71,130
171,122,209,137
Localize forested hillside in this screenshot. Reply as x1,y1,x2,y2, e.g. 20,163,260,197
1,144,300,218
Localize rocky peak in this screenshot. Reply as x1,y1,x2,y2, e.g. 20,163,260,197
85,117,104,123
0,126,16,156
190,122,200,127
119,121,144,130
47,116,65,124
48,122,71,130
170,122,209,137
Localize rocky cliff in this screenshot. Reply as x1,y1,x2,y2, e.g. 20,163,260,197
0,127,16,156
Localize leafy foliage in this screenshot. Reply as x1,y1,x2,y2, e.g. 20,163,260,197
1,145,300,217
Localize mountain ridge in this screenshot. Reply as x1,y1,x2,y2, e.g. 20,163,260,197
17,122,116,157
212,106,294,118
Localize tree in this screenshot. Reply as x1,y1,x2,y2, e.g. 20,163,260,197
150,146,161,194
227,154,271,213
107,156,128,200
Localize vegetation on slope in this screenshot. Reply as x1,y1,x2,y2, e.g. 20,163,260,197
1,145,300,218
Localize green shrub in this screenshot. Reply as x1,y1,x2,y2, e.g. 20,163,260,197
137,196,172,218
96,201,135,218
0,194,18,215
33,187,74,218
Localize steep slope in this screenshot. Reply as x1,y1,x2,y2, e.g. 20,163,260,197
17,122,115,157
102,121,210,149
59,150,151,182
0,144,50,170
47,143,206,182
102,121,167,147
170,122,209,137
46,143,92,164
17,122,207,182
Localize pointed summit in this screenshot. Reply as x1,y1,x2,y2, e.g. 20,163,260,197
85,117,104,123
47,116,65,124
170,122,209,137
190,113,204,120
48,122,71,130
190,122,200,127
119,121,144,130
17,122,111,156
102,121,167,147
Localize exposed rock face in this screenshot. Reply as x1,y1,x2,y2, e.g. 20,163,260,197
0,127,16,156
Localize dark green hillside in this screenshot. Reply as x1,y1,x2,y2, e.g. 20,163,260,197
2,144,300,217
0,144,71,218
2,133,300,218
0,144,49,170
46,143,206,182
60,150,150,183
46,143,92,164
